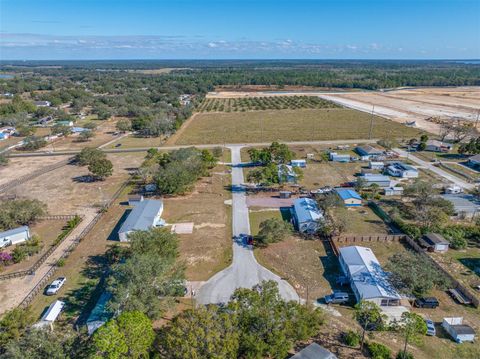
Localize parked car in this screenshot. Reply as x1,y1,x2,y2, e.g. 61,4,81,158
324,291,349,304
425,319,436,336
414,297,439,309
45,277,66,296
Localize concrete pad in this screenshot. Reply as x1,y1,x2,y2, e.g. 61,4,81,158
246,196,296,208
171,222,194,234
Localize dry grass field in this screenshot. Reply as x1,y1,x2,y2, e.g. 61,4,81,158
171,108,422,145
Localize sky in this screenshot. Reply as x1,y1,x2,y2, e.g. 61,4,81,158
0,0,479,60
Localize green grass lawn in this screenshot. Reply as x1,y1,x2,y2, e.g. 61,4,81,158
172,108,422,145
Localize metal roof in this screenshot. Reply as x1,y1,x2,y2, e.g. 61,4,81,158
340,246,401,300
293,198,323,223
360,174,391,182
118,199,163,235
335,188,362,201
388,162,417,172
0,226,29,238
356,145,383,156
291,343,337,359
424,233,449,246
442,194,480,214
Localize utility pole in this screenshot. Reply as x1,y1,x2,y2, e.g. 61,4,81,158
475,110,480,131
368,105,375,140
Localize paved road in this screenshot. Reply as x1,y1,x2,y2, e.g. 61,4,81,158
6,138,379,158
394,148,474,190
196,145,299,304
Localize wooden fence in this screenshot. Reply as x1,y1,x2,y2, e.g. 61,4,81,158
18,178,131,308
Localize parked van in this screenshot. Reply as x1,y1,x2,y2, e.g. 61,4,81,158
324,291,349,304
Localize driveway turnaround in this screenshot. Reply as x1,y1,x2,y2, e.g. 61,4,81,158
196,145,299,304
394,148,474,190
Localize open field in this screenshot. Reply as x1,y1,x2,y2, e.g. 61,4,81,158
0,155,71,186
163,165,232,281
321,87,480,134
332,206,391,235
171,109,422,145
197,96,339,112
0,128,51,151
105,134,167,149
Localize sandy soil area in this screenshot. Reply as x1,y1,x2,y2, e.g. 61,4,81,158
0,155,71,186
320,87,480,134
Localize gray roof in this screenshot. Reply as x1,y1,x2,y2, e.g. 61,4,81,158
468,154,480,163
293,198,323,223
424,233,449,246
340,246,401,300
291,343,337,359
118,199,163,235
356,145,383,156
0,226,29,238
451,325,476,336
441,194,480,214
388,162,417,172
360,174,391,182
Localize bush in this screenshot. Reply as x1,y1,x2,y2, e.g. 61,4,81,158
56,258,65,267
397,351,414,359
367,342,392,359
343,330,360,347
11,236,42,263
449,236,468,250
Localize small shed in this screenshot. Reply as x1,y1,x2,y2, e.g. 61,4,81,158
369,161,384,170
0,226,31,248
420,233,449,252
279,191,292,199
442,317,476,343
335,188,362,207
291,343,337,359
291,159,307,168
32,300,65,330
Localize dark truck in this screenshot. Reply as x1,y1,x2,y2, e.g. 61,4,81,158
414,297,439,309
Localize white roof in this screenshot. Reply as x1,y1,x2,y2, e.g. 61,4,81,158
293,198,323,223
340,246,401,300
42,300,65,322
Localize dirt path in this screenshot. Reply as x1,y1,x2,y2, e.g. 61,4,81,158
0,209,97,315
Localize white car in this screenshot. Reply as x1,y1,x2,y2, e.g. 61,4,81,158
45,277,66,296
425,319,436,336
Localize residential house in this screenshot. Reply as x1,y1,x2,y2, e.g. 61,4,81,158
118,199,165,241
329,152,351,163
384,186,404,196
419,233,449,253
0,226,30,248
358,173,392,188
338,246,402,307
128,195,144,206
441,194,480,219
355,145,384,160
425,139,453,152
369,161,385,170
335,188,362,207
290,159,307,168
71,127,87,133
467,154,480,168
386,162,419,178
442,317,476,343
291,343,337,359
278,164,298,183
292,198,323,234
34,100,51,107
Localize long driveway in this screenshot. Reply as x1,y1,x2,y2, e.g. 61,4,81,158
196,145,299,304
394,148,474,190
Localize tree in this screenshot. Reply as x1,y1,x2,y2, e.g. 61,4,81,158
386,251,450,297
88,158,113,180
398,312,427,359
51,124,72,137
78,129,94,142
0,308,33,351
200,149,217,169
417,142,426,151
91,319,128,359
116,119,132,132
256,218,293,246
75,147,106,166
159,306,239,359
15,125,35,137
353,300,384,350
116,311,155,359
420,134,429,143
21,136,47,151
0,199,46,230
2,328,74,359
83,122,98,130
0,154,8,166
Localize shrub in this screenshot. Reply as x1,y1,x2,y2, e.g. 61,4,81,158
344,330,360,347
0,252,13,266
367,342,392,359
56,258,65,267
449,236,468,250
397,351,414,359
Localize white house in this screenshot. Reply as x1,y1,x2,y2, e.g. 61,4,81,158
339,246,402,307
442,317,476,343
292,198,323,234
0,226,30,248
369,161,385,170
34,100,51,107
32,300,65,330
358,173,392,188
386,162,419,178
384,187,404,196
118,199,164,241
290,159,307,168
425,140,453,153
